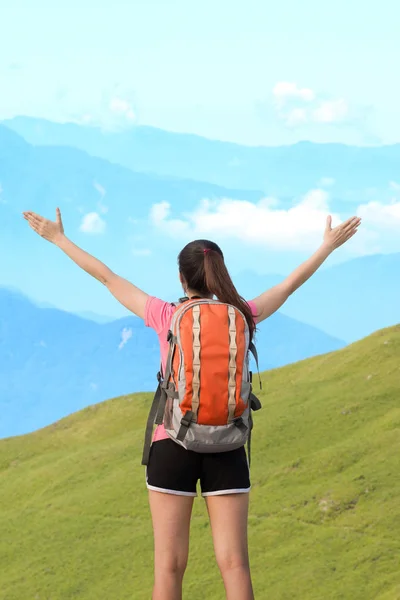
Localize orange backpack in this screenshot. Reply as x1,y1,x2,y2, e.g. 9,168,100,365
142,298,261,466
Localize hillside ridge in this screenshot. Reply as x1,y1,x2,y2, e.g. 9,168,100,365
0,324,399,599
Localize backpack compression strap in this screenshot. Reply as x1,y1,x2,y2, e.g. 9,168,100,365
141,335,180,466
249,342,262,389
247,393,262,468
141,375,164,466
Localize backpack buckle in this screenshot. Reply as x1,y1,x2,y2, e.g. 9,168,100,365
232,416,248,433
167,330,177,344
177,411,195,442
180,411,194,428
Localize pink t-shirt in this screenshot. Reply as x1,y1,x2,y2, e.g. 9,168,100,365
145,297,258,442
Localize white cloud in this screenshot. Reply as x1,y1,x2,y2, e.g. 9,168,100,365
286,108,308,126
357,200,400,230
151,190,343,251
273,82,315,107
349,200,400,255
313,99,348,123
258,197,280,209
93,181,108,214
110,97,136,121
94,181,106,197
118,327,133,350
79,212,106,234
272,81,351,127
150,202,171,225
150,201,192,235
151,191,400,256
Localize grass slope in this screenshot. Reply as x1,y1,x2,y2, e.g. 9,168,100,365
0,325,399,600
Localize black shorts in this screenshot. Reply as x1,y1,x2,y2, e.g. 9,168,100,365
145,438,251,497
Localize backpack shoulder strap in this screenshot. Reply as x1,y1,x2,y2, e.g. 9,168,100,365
142,300,184,465
249,341,262,390
141,378,165,466
246,392,262,468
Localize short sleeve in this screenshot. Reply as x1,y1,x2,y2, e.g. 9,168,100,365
246,299,259,324
144,296,175,335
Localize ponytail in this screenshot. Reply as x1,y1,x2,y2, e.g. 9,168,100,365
178,240,255,341
204,250,255,341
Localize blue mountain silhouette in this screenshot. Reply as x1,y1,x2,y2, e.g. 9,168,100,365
0,287,344,438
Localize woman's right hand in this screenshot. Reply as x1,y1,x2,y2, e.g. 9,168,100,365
23,207,65,244
323,215,361,251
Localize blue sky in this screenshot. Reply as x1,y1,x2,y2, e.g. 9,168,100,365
1,0,399,146
1,0,400,317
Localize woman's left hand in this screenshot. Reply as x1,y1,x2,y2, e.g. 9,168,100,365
323,215,361,250
23,208,65,244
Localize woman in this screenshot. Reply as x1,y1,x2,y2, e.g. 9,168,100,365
23,207,360,600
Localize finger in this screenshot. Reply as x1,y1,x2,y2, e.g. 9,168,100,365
25,211,46,224
339,217,360,234
343,216,361,228
56,207,62,224
346,216,361,226
343,222,360,235
26,216,42,233
325,215,332,231
28,221,39,233
337,216,357,230
25,216,38,228
28,215,44,227
344,227,359,241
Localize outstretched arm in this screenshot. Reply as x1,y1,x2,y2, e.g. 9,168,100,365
252,215,361,323
23,208,148,319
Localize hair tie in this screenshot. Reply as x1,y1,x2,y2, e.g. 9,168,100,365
203,248,210,255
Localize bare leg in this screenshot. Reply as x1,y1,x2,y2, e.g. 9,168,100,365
148,490,194,600
205,493,254,600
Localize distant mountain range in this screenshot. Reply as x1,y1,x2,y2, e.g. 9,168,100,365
1,118,398,438
38,251,400,342
0,123,264,312
0,287,345,438
238,253,400,343
280,253,400,342
0,124,262,224
0,121,399,346
32,250,400,343
4,116,400,197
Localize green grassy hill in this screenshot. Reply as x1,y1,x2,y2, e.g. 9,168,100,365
1,325,399,600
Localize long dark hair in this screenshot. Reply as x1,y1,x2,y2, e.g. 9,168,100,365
178,240,255,340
